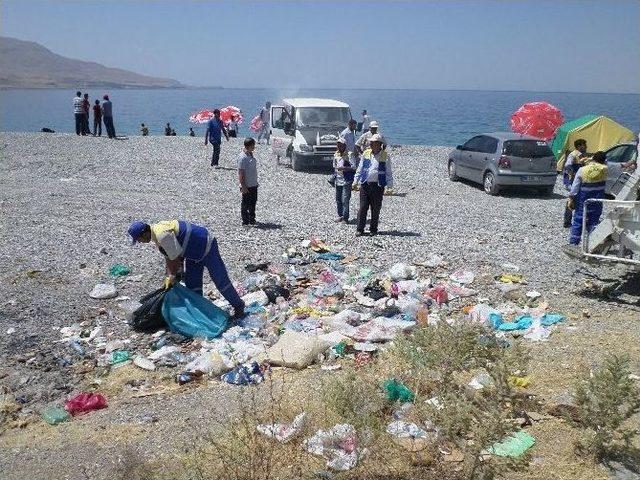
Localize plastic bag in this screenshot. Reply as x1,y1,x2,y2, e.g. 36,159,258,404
42,406,70,425
304,424,363,471
257,412,307,443
162,283,229,339
221,361,265,385
383,379,415,402
64,392,107,416
109,264,131,277
489,430,535,457
389,263,417,281
129,288,168,332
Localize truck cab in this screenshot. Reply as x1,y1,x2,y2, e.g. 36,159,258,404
270,98,352,171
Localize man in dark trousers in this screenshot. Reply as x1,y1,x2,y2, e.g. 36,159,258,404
237,137,259,225
73,91,84,135
204,109,229,168
354,134,394,236
101,95,116,138
92,99,102,136
82,93,91,134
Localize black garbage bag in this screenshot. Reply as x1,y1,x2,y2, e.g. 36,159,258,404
129,288,168,332
263,285,290,303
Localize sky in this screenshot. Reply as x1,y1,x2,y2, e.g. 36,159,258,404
2,0,639,93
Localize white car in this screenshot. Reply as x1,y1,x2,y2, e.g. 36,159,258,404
269,98,352,171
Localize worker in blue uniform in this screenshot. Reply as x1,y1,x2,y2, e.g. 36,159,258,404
128,220,245,317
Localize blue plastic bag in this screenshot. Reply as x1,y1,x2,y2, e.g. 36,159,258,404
161,283,229,339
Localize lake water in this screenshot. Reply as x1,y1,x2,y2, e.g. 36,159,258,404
1,88,638,146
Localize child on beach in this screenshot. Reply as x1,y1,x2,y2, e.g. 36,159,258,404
238,137,259,226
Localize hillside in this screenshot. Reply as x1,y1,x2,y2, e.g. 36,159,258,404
0,36,184,89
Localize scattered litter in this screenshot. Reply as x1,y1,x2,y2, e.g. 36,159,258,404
488,430,535,458
175,370,204,385
42,406,70,425
321,364,342,371
89,284,117,299
221,361,265,385
468,372,494,390
389,263,417,281
525,291,541,299
111,350,130,365
257,412,307,443
64,392,107,416
449,269,475,284
304,424,365,471
267,330,330,369
133,356,156,371
384,379,415,402
498,273,525,284
508,376,531,388
6,327,16,335
498,313,564,332
109,264,131,277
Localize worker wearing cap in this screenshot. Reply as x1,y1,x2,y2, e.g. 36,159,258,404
356,121,386,153
354,134,393,236
333,137,357,223
128,220,245,317
567,151,607,245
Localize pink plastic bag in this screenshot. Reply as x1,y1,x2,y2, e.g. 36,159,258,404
65,392,107,416
427,286,448,305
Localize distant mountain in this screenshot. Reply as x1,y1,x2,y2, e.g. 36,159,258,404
0,36,184,89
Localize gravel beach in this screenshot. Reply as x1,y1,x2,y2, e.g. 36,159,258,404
1,132,638,479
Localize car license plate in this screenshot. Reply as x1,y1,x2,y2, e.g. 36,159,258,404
521,176,541,182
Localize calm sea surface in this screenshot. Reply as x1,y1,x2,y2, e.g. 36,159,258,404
1,88,638,146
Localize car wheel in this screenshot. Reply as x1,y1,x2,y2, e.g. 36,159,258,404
291,153,303,172
448,160,459,181
483,172,499,195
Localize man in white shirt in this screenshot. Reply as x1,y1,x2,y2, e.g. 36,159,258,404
356,121,386,153
73,91,84,135
360,110,370,132
257,102,271,145
340,119,358,154
354,134,394,236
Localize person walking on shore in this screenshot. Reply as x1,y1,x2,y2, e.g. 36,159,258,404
333,137,357,223
101,95,116,139
73,91,84,135
82,93,91,135
340,119,358,155
238,137,259,226
92,99,102,136
128,220,245,318
227,115,239,138
355,134,394,236
567,151,607,245
204,109,229,168
257,102,271,144
562,139,589,228
359,109,370,133
356,121,386,153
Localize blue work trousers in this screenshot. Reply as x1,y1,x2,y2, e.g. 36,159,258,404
183,239,244,310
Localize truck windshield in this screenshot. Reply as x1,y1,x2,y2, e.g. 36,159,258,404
503,140,553,158
296,107,351,128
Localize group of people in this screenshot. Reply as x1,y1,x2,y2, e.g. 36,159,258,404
561,138,637,245
333,118,393,236
72,92,116,138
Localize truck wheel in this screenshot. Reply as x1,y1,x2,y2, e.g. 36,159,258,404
291,153,303,172
448,160,459,181
483,172,499,196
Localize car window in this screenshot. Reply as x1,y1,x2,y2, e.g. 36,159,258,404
463,136,485,152
606,145,632,163
480,136,498,154
503,140,553,158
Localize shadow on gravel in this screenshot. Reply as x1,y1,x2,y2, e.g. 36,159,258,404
376,230,421,237
454,178,566,200
576,270,640,307
253,222,283,230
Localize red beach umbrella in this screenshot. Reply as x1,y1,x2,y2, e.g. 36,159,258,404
510,102,564,141
189,109,216,124
220,106,244,124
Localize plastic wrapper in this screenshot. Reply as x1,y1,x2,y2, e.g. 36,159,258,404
64,392,107,416
257,412,307,443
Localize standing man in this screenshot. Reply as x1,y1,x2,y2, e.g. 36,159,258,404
140,123,149,136
568,151,607,245
238,137,259,226
563,139,588,228
165,123,172,136
73,91,84,135
204,109,229,168
340,119,358,155
128,220,245,318
82,93,91,135
360,109,370,133
333,137,357,223
354,134,394,236
92,99,102,136
101,95,116,139
356,121,387,153
257,102,271,144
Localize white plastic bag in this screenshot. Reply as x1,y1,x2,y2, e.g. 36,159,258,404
257,412,306,443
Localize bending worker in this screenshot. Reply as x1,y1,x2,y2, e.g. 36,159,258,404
567,151,607,245
128,220,245,317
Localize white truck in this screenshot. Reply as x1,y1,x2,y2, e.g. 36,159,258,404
269,98,352,171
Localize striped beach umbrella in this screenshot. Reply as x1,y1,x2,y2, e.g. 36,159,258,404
189,109,216,124
220,106,244,124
